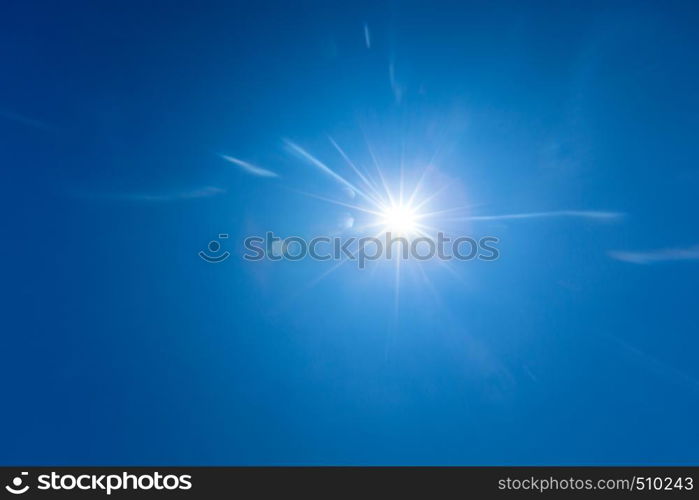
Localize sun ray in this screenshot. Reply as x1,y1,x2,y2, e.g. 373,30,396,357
411,184,449,212
393,249,401,321
415,261,443,307
411,227,468,284
406,163,434,207
285,139,384,211
414,204,482,220
290,188,385,217
363,138,395,207
328,136,385,203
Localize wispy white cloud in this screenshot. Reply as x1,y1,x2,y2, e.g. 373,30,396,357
220,154,278,178
125,186,226,201
463,210,624,221
0,109,51,130
388,60,404,104
609,245,699,264
606,334,699,393
363,23,371,48
76,186,226,202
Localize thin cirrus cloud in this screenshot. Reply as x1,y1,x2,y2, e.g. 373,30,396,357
75,186,226,202
0,109,51,130
463,210,625,221
609,245,699,264
119,186,226,202
606,334,699,394
220,154,278,178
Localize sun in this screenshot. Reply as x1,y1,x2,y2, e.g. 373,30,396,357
380,203,419,236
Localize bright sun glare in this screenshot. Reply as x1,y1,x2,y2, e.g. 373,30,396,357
380,203,419,236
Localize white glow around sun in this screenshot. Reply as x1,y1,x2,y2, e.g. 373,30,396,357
380,203,419,236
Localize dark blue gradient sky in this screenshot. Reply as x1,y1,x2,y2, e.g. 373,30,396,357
1,1,698,464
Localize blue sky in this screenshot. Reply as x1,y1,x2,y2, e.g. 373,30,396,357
1,1,699,465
